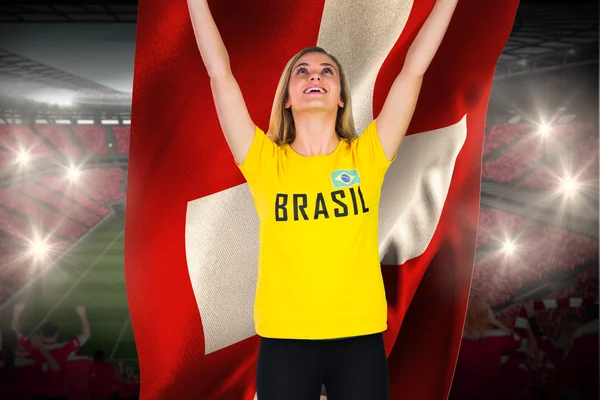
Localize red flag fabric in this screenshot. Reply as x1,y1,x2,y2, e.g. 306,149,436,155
126,0,519,398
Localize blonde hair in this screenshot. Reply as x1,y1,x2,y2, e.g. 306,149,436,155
267,46,357,146
463,297,493,340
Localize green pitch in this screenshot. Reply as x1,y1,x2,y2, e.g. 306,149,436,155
2,212,138,371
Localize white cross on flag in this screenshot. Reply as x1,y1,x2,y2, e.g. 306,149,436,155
126,0,519,398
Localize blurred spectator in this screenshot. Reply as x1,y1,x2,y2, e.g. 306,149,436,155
114,363,139,400
449,298,538,400
559,304,599,400
12,303,91,400
66,352,94,400
89,350,115,400
1,330,60,399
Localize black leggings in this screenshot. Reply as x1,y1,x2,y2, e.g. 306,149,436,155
256,332,389,400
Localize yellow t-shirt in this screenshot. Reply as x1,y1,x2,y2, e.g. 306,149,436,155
237,120,395,339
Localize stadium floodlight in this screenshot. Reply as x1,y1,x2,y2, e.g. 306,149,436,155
537,123,551,137
77,120,94,125
26,91,74,107
29,238,49,261
501,239,516,256
101,120,119,125
67,165,81,182
56,119,72,124
122,119,131,125
16,149,31,166
560,176,580,197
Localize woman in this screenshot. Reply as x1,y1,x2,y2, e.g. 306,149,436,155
187,1,458,399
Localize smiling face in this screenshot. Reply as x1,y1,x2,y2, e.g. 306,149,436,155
285,52,345,113
267,47,357,146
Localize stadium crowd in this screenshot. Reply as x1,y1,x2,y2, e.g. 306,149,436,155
449,291,598,400
0,303,140,400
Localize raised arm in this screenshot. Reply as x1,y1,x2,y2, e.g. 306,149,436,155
376,0,459,161
76,306,91,340
187,0,256,164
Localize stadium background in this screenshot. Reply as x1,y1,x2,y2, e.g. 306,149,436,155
0,0,597,394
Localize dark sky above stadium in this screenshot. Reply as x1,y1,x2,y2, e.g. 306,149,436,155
0,23,136,93
0,0,595,96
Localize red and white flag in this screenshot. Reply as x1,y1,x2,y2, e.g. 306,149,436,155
126,0,519,398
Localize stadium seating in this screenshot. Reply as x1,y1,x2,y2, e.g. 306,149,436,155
71,125,110,155
34,125,83,157
0,125,58,160
112,126,131,154
521,134,598,190
0,209,33,242
0,124,123,162
0,188,88,241
14,181,103,227
472,225,598,307
482,122,593,182
40,175,111,217
476,208,533,247
0,167,125,293
482,123,532,156
76,169,125,204
0,149,13,166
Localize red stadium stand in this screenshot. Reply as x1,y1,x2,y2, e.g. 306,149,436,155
14,181,102,227
71,125,109,155
0,148,13,166
482,122,593,182
76,169,125,204
0,166,125,293
472,225,598,307
34,125,83,157
0,188,88,241
39,176,111,217
520,226,598,277
483,123,532,157
0,208,34,242
112,126,131,154
0,125,58,160
521,134,599,190
476,208,533,247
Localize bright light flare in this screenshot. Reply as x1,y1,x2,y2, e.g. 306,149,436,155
28,238,49,261
537,124,551,137
501,239,517,256
16,149,31,166
559,176,580,197
67,165,81,182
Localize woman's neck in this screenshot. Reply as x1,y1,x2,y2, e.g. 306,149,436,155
289,112,339,156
